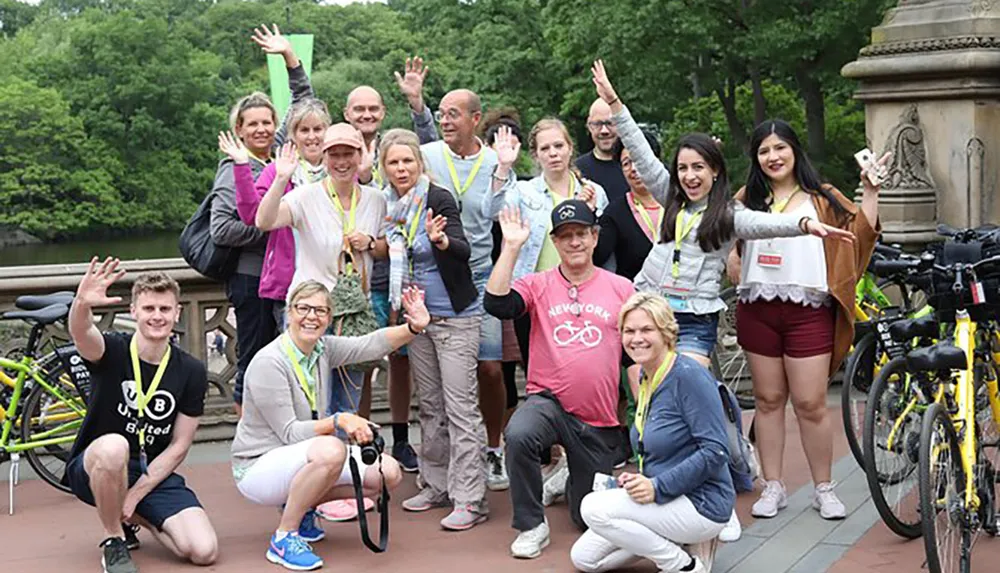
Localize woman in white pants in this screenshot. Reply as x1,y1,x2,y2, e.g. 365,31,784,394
570,293,735,573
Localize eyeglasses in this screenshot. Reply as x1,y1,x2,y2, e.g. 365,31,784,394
587,120,615,130
568,285,581,317
434,109,464,123
293,303,331,318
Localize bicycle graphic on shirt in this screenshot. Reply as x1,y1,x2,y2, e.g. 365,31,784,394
553,320,603,347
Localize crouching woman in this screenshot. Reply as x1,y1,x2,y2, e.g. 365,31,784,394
570,292,734,573
230,280,430,571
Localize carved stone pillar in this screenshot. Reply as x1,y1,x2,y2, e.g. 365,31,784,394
842,0,1000,244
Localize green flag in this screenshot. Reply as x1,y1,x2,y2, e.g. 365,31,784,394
267,35,314,119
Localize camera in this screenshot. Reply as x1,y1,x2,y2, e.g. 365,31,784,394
359,427,385,465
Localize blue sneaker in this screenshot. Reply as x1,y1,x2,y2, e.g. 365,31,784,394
298,510,325,542
393,442,419,473
266,532,323,571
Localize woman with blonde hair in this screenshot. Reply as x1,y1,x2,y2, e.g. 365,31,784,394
231,280,429,571
375,129,488,531
570,292,734,573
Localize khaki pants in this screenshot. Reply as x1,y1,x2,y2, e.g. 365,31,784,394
408,315,486,506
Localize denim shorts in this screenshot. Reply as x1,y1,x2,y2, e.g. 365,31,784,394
675,311,719,357
371,289,407,357
472,268,502,361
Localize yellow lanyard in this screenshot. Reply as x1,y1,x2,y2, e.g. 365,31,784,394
372,165,384,188
632,193,663,243
281,335,318,414
442,141,486,197
399,195,425,250
129,335,171,470
672,206,706,278
635,352,675,473
248,149,271,167
327,180,358,234
769,186,801,214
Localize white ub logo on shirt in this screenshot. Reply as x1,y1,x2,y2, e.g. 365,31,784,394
120,380,177,422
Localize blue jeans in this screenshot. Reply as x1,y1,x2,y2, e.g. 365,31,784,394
227,273,277,405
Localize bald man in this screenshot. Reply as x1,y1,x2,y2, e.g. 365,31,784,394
395,57,517,507
576,98,630,203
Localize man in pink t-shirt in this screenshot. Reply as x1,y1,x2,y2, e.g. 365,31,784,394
485,199,634,559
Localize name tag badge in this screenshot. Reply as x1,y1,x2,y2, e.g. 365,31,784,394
668,297,689,312
757,252,783,268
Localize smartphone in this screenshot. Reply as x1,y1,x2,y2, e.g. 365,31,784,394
592,472,618,492
854,148,885,186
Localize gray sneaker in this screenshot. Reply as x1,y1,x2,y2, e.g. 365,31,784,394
402,488,449,512
101,537,138,573
440,504,489,531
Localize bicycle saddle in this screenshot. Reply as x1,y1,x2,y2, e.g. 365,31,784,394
3,303,70,325
14,291,74,311
905,342,968,373
889,315,938,343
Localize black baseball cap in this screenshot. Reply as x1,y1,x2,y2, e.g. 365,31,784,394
550,199,597,234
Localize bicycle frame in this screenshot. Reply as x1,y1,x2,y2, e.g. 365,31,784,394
0,356,85,453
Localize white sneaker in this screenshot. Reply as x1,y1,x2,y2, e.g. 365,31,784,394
487,450,509,491
688,556,709,573
510,519,550,559
812,481,846,520
719,509,742,542
541,457,569,507
751,480,787,518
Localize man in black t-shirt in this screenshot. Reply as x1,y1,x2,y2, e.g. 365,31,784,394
66,258,217,573
575,98,630,203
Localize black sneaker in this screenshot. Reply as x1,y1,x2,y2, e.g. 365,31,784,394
100,537,138,573
123,523,140,551
392,442,419,473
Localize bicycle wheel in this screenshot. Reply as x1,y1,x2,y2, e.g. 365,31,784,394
843,332,877,468
713,287,753,409
862,356,923,538
20,359,84,493
919,401,969,573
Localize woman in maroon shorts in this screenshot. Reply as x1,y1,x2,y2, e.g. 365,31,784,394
728,120,885,521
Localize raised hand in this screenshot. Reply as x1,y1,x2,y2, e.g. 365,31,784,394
499,205,530,249
218,131,249,164
805,219,856,244
591,59,620,106
394,56,429,108
401,286,430,332
251,23,292,55
425,208,447,245
274,142,297,180
77,256,126,309
578,180,598,211
492,125,521,170
359,138,376,183
862,151,892,194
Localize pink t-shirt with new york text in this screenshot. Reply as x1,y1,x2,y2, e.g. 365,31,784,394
513,267,635,427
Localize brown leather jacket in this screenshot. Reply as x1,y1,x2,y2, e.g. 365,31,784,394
734,185,880,374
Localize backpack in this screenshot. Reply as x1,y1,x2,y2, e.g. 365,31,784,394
178,190,240,281
718,382,759,493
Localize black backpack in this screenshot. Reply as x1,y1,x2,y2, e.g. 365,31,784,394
178,190,240,281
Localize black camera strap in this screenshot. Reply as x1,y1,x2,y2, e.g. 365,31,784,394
349,454,390,553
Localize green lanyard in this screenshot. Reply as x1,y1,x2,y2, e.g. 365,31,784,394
672,206,706,278
327,180,359,234
372,165,384,188
129,335,171,473
281,335,318,416
442,141,486,197
635,352,675,473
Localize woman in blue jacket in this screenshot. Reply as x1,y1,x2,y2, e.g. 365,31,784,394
570,292,734,573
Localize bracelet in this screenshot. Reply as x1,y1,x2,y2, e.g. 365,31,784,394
608,97,620,106
798,216,812,233
407,322,422,335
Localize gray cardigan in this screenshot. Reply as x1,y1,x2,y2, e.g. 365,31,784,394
209,64,313,277
230,330,393,476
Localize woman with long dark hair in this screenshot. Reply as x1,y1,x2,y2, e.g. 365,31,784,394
730,119,884,521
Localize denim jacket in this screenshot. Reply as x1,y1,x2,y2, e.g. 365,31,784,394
482,174,608,280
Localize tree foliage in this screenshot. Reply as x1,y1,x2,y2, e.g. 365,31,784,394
0,0,894,240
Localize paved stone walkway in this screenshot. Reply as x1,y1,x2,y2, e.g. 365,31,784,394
4,398,999,572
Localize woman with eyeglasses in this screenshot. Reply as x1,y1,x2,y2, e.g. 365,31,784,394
570,292,734,573
209,24,313,418
373,129,487,531
728,120,884,522
231,280,428,571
